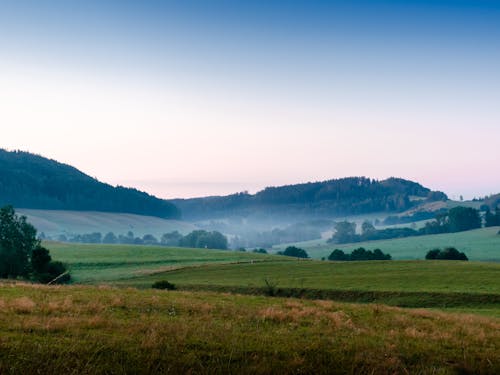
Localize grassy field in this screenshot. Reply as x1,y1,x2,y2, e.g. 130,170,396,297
117,260,500,314
0,282,499,374
45,242,285,283
274,227,500,261
19,209,197,238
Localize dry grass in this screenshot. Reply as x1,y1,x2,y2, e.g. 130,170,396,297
0,282,498,374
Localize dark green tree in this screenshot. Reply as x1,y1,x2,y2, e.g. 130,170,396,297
0,205,38,278
447,206,481,232
327,249,348,261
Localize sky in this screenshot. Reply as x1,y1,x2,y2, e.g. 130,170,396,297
1,0,499,200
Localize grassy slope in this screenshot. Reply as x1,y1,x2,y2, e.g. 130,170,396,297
0,283,499,374
274,227,500,261
19,209,197,238
46,242,286,283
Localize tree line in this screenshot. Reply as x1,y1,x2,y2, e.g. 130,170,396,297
329,206,489,245
54,229,229,250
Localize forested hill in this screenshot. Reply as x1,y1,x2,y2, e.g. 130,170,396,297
0,149,180,219
172,177,448,220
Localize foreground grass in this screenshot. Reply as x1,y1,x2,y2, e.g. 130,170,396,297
45,242,284,283
275,227,500,261
0,283,499,374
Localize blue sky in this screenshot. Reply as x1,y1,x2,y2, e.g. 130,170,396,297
1,0,499,198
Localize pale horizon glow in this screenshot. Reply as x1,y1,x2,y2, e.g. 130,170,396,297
1,1,499,200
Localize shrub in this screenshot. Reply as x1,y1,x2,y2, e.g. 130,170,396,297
425,247,468,261
152,280,176,290
281,246,309,258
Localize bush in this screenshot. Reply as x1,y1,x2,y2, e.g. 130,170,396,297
327,247,391,261
425,247,468,261
281,246,309,258
152,280,176,290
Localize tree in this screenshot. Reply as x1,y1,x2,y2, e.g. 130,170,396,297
0,205,38,278
0,205,69,283
329,221,358,244
142,234,158,245
485,207,500,227
102,232,118,244
179,230,228,250
161,231,183,246
328,249,348,261
281,246,309,258
447,206,481,232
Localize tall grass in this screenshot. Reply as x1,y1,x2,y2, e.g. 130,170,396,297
0,283,499,374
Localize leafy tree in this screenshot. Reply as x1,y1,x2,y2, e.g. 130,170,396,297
142,234,158,245
327,249,348,261
485,207,500,227
447,206,481,232
0,205,38,278
329,221,358,244
160,231,183,246
102,232,118,244
281,246,309,258
0,205,69,283
179,230,228,250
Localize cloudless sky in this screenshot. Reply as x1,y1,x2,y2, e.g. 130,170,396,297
1,0,499,199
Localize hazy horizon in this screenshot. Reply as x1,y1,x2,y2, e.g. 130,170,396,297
2,1,499,200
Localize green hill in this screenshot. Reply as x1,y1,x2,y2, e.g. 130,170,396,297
0,149,179,218
173,176,447,220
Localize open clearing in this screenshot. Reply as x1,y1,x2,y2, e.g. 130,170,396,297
0,283,498,374
274,227,500,261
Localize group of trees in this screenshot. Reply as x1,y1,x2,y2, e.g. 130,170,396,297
485,208,500,227
0,206,69,283
277,246,309,258
58,229,228,250
329,206,486,245
0,150,180,219
425,248,468,261
327,248,391,261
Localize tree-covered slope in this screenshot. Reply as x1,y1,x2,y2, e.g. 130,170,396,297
173,177,447,219
0,149,180,219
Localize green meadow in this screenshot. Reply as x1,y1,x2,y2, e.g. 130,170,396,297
46,241,285,283
275,226,500,261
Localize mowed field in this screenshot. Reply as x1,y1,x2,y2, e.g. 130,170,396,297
1,283,499,374
46,242,285,283
274,227,500,261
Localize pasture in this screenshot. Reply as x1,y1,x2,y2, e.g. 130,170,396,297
0,283,498,374
275,227,500,261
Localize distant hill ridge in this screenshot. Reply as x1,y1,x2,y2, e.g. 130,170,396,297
0,149,180,219
173,177,448,219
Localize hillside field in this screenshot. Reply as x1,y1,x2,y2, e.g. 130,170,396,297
274,227,500,262
0,283,499,374
20,209,197,238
